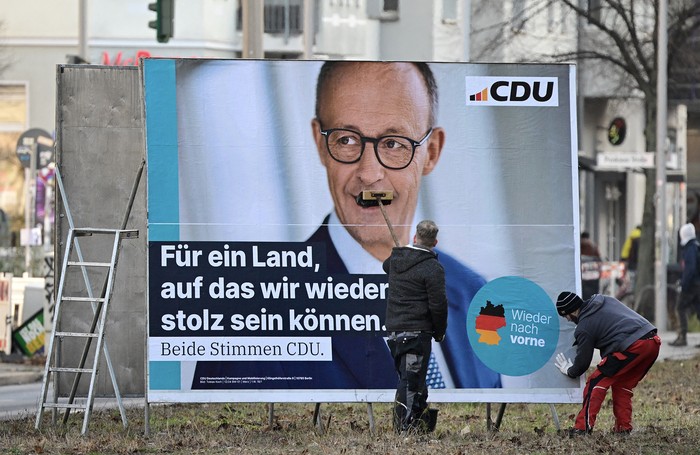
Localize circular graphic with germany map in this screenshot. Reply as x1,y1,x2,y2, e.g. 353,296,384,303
466,276,559,376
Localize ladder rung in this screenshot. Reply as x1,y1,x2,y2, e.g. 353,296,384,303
61,297,105,303
73,228,139,238
55,331,99,338
67,261,112,267
50,367,95,374
42,402,87,410
118,230,139,239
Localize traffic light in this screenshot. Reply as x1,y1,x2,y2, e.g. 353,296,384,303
148,0,174,43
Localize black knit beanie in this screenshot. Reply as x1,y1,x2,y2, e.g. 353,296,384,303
556,291,583,316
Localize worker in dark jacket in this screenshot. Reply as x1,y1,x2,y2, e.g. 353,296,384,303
383,219,448,433
554,292,660,436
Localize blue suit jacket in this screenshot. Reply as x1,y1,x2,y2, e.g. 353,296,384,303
192,219,501,389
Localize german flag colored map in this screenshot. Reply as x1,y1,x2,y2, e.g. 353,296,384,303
475,300,506,345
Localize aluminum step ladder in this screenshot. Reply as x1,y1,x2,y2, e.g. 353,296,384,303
35,227,138,435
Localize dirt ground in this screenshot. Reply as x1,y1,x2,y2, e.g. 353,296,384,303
2,354,699,454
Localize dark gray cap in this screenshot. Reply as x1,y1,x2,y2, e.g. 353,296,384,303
556,291,583,316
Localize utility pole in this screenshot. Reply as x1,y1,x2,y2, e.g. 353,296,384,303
303,0,314,59
79,0,88,61
462,0,471,62
242,0,264,58
655,0,668,330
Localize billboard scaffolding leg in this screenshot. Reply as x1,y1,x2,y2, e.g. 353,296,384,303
312,402,375,434
549,404,561,430
312,402,325,434
366,403,375,435
486,403,507,431
486,403,560,432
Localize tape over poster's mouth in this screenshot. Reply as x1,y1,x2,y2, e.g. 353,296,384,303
355,190,393,207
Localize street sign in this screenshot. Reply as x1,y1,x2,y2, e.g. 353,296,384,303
15,128,54,169
607,117,627,145
596,151,678,170
20,227,42,246
12,309,45,356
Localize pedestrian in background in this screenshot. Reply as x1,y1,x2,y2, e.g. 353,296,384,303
621,225,641,292
554,291,660,435
580,231,602,258
670,223,700,347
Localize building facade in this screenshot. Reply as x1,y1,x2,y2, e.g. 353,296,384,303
0,0,692,264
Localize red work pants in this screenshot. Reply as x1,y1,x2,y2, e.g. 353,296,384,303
574,335,660,433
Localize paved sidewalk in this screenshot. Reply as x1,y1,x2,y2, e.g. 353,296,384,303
583,330,698,367
0,358,44,387
0,331,698,387
655,330,700,361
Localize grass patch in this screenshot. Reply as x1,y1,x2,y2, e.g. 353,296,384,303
2,354,700,454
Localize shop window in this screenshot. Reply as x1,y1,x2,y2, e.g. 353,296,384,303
236,0,304,35
443,0,458,23
367,0,399,21
588,0,601,23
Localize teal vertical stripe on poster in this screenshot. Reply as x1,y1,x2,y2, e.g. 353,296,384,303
144,59,179,241
149,361,182,390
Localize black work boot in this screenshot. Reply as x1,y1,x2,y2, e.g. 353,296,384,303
568,428,591,437
669,334,687,347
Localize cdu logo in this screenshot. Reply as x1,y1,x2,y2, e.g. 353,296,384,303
465,76,559,107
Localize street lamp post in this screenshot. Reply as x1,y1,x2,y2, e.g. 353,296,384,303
79,0,88,61
655,0,668,330
24,144,37,277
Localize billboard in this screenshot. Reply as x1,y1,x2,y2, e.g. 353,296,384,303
143,59,583,403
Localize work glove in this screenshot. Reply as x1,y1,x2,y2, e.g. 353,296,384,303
555,352,573,376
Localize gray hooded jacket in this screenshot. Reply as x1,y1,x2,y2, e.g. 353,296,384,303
567,294,655,378
382,245,448,339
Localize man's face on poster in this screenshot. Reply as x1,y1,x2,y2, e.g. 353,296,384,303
311,62,444,257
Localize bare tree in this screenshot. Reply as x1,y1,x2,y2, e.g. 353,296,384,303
472,0,700,321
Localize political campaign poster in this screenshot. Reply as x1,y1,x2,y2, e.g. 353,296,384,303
143,59,582,403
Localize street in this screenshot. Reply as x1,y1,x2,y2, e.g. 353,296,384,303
0,381,145,422
0,381,41,420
